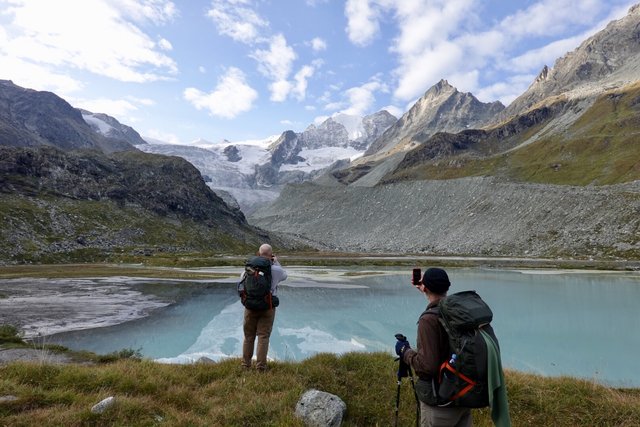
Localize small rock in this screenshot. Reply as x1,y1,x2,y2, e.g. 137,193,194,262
91,396,115,414
295,389,346,427
0,395,18,403
196,356,216,364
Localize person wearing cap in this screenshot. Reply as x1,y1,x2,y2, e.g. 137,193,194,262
396,267,472,427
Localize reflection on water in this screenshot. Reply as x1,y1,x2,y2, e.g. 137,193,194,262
48,267,640,387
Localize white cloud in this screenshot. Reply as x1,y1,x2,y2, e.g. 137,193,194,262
183,67,258,118
345,0,385,46
507,35,586,73
250,34,319,103
324,101,344,111
500,0,604,38
341,81,385,115
251,34,296,81
110,0,178,25
323,78,388,116
127,96,155,106
474,74,535,106
269,79,293,102
293,65,315,101
310,37,327,52
73,97,139,118
144,129,182,144
313,115,330,125
158,38,173,51
393,40,465,100
0,0,178,84
198,66,206,73
206,0,268,44
0,54,84,96
389,0,476,101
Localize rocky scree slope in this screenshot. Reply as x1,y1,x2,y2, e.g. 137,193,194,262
250,177,640,258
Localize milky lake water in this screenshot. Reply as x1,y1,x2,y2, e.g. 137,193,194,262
47,267,640,388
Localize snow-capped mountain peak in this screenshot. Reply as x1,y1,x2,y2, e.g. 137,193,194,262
331,113,365,140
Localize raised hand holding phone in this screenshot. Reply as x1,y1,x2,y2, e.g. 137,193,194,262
412,268,421,286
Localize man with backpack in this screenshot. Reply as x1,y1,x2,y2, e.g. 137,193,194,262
395,267,511,427
238,243,288,371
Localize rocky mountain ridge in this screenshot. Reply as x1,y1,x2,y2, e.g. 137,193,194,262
496,3,640,122
0,80,134,154
364,80,504,158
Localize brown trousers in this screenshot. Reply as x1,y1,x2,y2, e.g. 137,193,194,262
242,307,276,369
420,401,472,427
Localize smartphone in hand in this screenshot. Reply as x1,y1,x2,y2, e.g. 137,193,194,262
412,268,421,286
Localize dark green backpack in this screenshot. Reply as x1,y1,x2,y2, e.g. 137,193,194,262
238,256,277,311
419,290,498,408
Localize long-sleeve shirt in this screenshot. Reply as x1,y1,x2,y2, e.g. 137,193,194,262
269,260,287,296
402,298,450,380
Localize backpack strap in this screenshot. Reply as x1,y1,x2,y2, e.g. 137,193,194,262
418,305,439,323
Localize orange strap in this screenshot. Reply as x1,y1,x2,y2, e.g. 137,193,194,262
439,361,477,400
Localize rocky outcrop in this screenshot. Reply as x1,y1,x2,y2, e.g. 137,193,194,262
0,80,134,153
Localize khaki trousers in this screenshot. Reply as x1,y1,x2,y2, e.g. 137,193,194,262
242,307,276,370
420,401,472,427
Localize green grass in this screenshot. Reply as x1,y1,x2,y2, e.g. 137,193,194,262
0,353,638,426
0,194,259,264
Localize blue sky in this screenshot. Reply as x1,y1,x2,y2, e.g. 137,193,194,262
0,0,636,145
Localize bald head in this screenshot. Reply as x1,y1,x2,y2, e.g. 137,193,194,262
258,244,273,258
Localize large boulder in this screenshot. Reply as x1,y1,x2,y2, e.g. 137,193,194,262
295,389,347,427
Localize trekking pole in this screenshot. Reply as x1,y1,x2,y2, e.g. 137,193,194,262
406,364,420,426
394,357,420,427
393,356,404,427
394,370,401,427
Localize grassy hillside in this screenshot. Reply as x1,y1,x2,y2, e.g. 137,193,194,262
384,83,640,186
505,84,640,185
0,351,638,426
0,194,262,264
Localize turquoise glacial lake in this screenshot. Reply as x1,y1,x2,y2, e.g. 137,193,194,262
47,267,640,388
